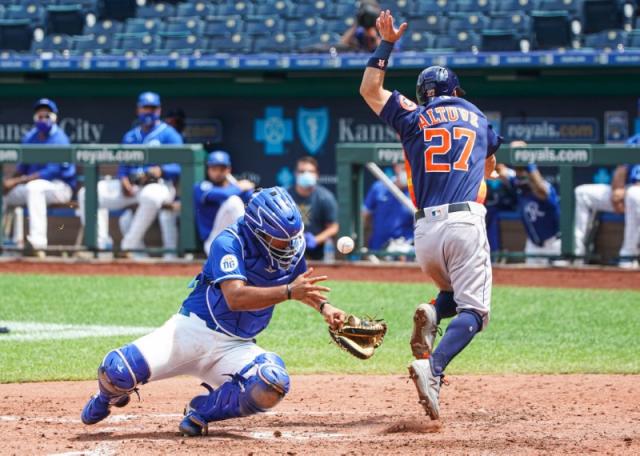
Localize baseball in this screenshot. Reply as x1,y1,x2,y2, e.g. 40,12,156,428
336,236,354,254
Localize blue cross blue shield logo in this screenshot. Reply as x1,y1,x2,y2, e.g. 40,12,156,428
297,107,329,155
255,107,293,155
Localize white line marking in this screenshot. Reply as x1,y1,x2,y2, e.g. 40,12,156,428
48,442,117,456
0,321,154,342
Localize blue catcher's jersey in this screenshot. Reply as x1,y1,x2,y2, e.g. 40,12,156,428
514,180,560,246
181,218,307,339
193,181,253,242
118,121,183,183
379,91,502,209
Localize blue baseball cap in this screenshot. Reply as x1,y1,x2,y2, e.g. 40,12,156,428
34,98,59,114
137,91,161,107
207,150,231,167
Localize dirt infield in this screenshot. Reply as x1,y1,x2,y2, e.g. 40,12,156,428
1,374,638,455
1,258,639,289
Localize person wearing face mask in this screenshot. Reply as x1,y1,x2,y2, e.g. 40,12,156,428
194,150,255,256
3,98,75,255
362,162,414,255
291,156,339,260
77,92,183,257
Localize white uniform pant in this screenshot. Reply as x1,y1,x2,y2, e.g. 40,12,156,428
3,179,72,249
413,202,492,329
525,236,561,265
78,179,177,252
133,312,265,387
574,184,640,257
203,195,246,255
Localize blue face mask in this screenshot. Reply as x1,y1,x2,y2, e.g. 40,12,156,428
35,120,53,134
296,171,317,189
138,112,159,127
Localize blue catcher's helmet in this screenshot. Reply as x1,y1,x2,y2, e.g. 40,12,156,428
244,187,304,270
416,66,466,106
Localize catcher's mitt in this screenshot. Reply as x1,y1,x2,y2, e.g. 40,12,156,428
329,315,387,360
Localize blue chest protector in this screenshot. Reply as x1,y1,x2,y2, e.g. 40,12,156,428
181,219,307,339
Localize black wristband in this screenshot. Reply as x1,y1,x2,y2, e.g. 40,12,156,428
286,284,292,300
319,301,327,313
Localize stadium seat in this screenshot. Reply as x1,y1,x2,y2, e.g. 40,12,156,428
296,31,340,52
217,2,254,17
626,30,640,48
324,2,358,19
412,0,447,15
253,32,294,53
72,33,113,54
114,32,157,54
449,30,482,51
175,1,214,18
448,13,489,33
137,2,175,19
0,19,33,51
455,0,492,14
490,0,534,14
286,17,323,36
489,13,532,36
253,1,292,17
531,10,572,49
323,17,354,34
245,16,282,36
46,5,85,36
159,33,200,54
202,16,242,37
83,19,123,35
581,0,624,34
207,33,251,53
410,15,447,34
124,18,160,35
57,0,98,11
583,30,626,50
31,33,72,53
533,0,581,15
433,34,457,51
163,17,203,35
481,30,521,51
402,31,436,51
5,4,44,26
99,0,136,22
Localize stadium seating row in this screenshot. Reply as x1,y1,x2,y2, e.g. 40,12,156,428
0,0,638,54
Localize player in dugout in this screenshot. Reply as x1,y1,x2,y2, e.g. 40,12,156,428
194,150,255,255
2,98,75,257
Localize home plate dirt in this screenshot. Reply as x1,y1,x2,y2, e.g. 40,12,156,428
1,375,638,455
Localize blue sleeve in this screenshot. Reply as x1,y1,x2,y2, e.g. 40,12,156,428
363,184,378,212
210,232,247,286
52,130,71,145
201,184,242,204
164,128,184,145
122,129,135,144
487,124,503,157
161,163,181,181
240,189,254,203
117,165,131,178
37,163,63,180
379,90,420,139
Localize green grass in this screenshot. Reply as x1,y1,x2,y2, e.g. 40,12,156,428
0,273,639,383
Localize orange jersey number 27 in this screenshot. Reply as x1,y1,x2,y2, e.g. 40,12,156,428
424,127,476,173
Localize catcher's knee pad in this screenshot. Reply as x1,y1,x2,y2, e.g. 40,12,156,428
98,344,150,398
190,352,289,423
240,352,290,414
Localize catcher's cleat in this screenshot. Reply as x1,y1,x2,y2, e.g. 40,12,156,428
408,359,442,420
410,303,438,359
179,412,208,437
80,393,130,425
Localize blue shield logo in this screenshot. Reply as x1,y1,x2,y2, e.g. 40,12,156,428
297,107,329,155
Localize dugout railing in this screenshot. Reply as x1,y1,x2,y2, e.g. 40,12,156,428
336,143,639,260
0,145,206,255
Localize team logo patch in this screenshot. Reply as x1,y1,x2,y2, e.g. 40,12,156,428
220,254,239,273
399,95,417,112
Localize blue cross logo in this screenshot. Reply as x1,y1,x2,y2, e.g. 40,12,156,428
254,107,293,155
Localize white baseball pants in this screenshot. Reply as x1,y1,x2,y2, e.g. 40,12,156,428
3,179,72,249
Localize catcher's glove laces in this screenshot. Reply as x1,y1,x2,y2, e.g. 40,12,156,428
328,314,387,360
